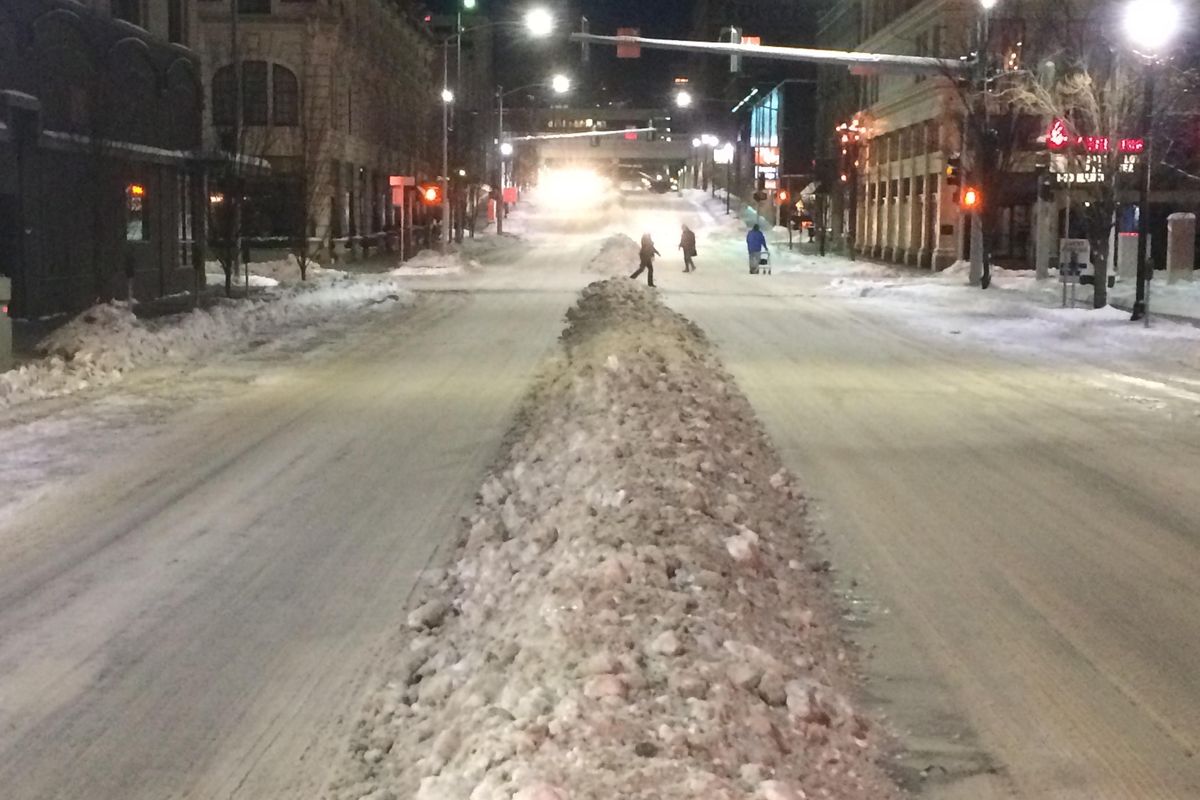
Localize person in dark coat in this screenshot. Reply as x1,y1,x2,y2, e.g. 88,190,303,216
630,233,660,287
679,224,698,273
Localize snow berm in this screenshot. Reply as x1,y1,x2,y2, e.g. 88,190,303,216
329,278,902,800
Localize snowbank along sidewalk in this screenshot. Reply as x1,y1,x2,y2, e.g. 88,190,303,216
0,273,413,409
329,278,901,800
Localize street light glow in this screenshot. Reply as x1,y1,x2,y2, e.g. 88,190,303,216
551,74,571,94
441,88,455,103
500,142,514,156
524,7,554,37
692,137,702,148
1123,0,1181,55
978,0,999,9
675,90,694,109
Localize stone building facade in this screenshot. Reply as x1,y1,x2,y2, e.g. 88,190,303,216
1,0,205,320
827,0,977,269
195,0,438,260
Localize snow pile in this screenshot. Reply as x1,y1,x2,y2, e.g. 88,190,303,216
328,278,900,800
392,248,480,277
0,275,414,408
586,234,639,275
206,255,345,285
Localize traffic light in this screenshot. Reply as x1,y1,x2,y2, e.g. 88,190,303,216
945,156,962,186
777,189,790,204
961,186,982,211
418,183,444,206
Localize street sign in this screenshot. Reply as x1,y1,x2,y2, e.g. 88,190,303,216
617,28,640,58
1059,238,1089,307
1059,238,1090,278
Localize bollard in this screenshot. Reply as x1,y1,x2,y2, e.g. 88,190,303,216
1167,212,1196,284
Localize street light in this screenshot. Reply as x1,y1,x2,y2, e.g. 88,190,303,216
1123,0,1181,57
438,10,554,249
1123,0,1180,322
524,7,554,38
675,90,694,109
494,73,569,235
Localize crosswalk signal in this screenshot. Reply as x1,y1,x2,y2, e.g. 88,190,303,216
946,155,962,187
961,185,982,211
418,183,444,206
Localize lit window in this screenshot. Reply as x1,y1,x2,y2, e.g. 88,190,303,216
126,183,148,241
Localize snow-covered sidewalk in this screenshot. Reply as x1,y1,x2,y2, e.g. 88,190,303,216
329,279,900,800
682,192,1200,374
0,269,414,409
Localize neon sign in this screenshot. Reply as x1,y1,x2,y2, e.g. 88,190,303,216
1047,118,1071,150
1047,119,1145,154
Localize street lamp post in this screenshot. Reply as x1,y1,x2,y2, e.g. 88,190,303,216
441,46,454,250
495,74,570,235
971,0,998,289
1124,0,1181,323
442,9,555,241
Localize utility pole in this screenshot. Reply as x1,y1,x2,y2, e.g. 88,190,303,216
1131,65,1156,322
231,0,245,295
496,88,505,236
441,42,451,251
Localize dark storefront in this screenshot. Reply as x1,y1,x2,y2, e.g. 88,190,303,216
0,0,204,320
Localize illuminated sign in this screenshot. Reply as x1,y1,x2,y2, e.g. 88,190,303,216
1047,119,1146,155
755,147,780,166
1047,118,1071,150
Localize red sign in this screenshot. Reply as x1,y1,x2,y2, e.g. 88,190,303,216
1047,118,1071,150
1119,138,1145,154
741,35,762,46
1082,136,1110,154
617,28,641,59
624,128,639,140
503,187,518,204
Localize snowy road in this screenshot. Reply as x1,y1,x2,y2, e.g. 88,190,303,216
658,193,1200,799
3,190,1200,799
0,235,593,798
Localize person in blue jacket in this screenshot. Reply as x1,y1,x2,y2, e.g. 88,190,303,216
746,224,768,272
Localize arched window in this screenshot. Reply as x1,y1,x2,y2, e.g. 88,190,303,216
272,65,299,126
212,64,236,126
212,61,298,128
242,61,268,126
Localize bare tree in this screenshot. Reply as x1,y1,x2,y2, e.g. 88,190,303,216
961,0,1198,306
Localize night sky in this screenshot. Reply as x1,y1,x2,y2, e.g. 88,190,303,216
433,0,699,107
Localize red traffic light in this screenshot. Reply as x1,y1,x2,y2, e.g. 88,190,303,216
777,189,790,203
418,183,443,206
961,186,982,210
